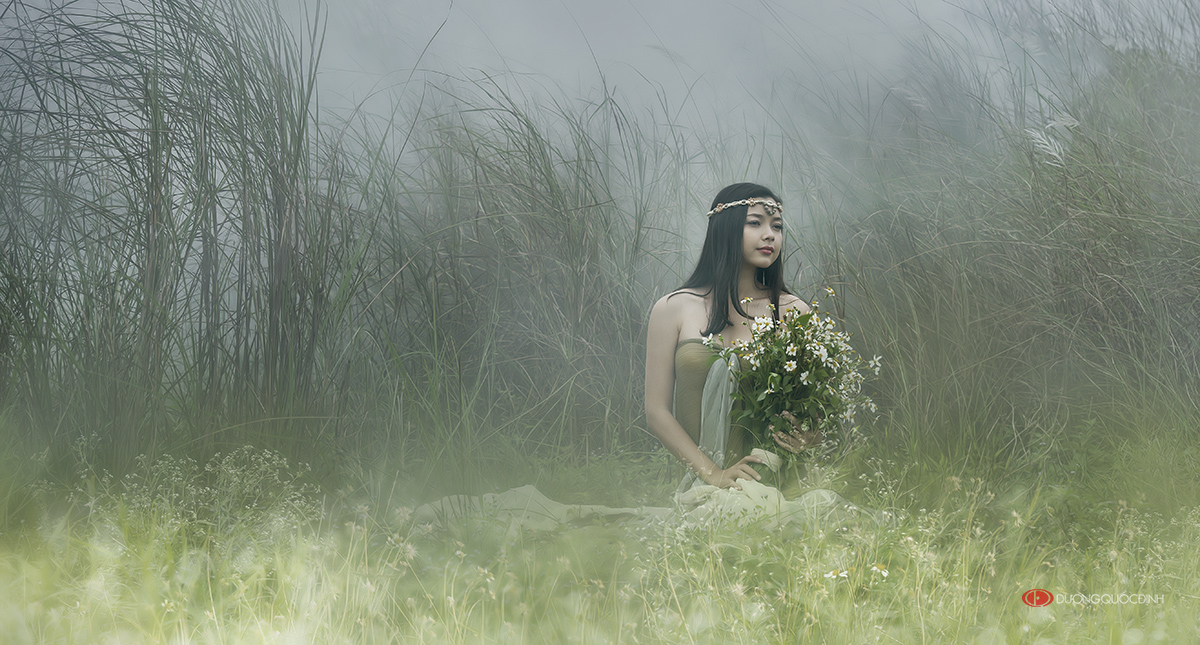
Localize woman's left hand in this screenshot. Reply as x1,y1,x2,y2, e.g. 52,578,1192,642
770,410,823,454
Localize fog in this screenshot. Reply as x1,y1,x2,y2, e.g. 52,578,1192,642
300,0,972,123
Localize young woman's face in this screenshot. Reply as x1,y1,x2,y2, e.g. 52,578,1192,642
742,200,783,269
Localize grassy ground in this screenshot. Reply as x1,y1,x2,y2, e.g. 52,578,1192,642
2,0,1200,641
1,417,1196,643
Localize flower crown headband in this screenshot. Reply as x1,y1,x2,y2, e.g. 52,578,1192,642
706,197,783,218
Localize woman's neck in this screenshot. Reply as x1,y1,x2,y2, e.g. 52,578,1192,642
737,264,768,301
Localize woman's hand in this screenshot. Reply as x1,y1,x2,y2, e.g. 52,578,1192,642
704,454,764,489
771,410,823,454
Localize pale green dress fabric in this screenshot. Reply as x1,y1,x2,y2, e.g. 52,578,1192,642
671,338,745,493
413,339,872,530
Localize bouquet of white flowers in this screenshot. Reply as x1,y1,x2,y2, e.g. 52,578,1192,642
703,290,879,471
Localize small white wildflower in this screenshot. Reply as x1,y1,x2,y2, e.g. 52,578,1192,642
785,360,797,372
786,344,797,356
871,564,888,577
393,506,413,525
800,371,810,384
825,286,835,297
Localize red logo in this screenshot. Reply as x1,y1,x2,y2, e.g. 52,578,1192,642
1022,589,1054,607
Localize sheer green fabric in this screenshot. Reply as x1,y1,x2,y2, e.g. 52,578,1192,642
672,339,749,494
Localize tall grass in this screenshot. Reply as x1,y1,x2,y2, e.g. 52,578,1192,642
775,0,1200,493
0,0,368,470
0,0,711,479
1,0,1200,641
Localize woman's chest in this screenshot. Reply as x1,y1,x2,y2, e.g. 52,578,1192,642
677,297,774,346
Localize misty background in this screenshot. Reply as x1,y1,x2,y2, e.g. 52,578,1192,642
1,0,1198,485
0,0,1196,486
305,0,957,112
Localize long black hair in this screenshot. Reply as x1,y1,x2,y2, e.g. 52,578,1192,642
672,182,792,337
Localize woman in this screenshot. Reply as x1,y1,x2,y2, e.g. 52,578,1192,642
645,182,819,492
415,183,864,531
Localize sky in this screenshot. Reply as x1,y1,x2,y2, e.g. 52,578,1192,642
296,0,976,119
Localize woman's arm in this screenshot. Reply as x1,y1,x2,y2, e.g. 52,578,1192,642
645,294,762,488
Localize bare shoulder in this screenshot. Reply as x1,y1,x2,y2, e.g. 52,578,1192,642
651,289,704,318
649,289,707,343
780,293,812,317
666,288,709,301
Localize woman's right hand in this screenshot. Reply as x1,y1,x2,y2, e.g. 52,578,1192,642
771,410,823,454
704,455,764,490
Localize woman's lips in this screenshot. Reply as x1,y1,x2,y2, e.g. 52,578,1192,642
758,246,774,254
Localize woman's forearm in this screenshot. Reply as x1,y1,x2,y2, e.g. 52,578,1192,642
647,408,720,482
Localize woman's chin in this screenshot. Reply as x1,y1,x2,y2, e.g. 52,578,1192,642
745,257,776,269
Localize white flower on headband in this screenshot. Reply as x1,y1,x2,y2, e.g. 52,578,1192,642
706,197,783,218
